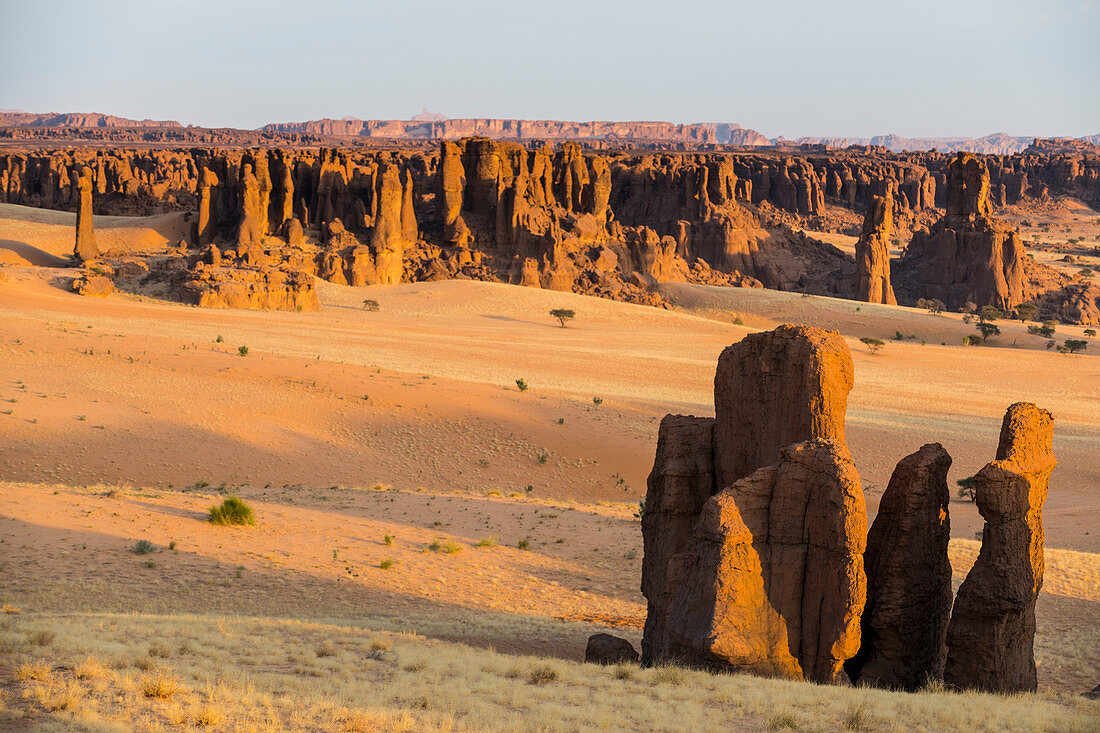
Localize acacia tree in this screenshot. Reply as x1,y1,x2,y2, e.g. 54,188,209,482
860,337,885,355
550,308,576,328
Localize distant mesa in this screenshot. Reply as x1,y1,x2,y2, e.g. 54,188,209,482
0,111,181,128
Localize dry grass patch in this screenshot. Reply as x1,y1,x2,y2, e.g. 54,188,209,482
141,669,182,699
14,660,51,681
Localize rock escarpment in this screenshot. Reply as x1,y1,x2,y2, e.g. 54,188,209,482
845,443,953,690
944,402,1056,693
642,325,865,683
896,153,1029,310
853,183,897,304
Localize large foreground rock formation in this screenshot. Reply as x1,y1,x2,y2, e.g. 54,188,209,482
944,403,1056,693
845,443,952,690
897,153,1028,310
642,325,866,683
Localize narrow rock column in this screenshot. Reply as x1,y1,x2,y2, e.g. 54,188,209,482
73,166,98,261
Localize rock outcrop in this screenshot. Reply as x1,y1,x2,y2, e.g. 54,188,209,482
181,265,319,312
944,402,1056,693
663,439,866,682
896,153,1029,310
846,443,953,690
642,325,865,683
854,183,897,304
585,634,639,665
73,166,98,261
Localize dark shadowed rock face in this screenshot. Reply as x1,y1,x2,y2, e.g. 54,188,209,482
945,402,1056,693
585,634,639,665
640,415,715,666
846,443,952,690
712,324,854,493
854,183,897,305
663,440,866,683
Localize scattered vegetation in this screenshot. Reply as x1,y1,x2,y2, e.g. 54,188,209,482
859,337,885,355
208,496,255,526
1059,339,1088,354
1011,302,1037,321
428,538,463,554
237,345,249,357
475,536,499,548
592,396,603,406
1027,320,1057,338
549,308,575,328
515,378,529,392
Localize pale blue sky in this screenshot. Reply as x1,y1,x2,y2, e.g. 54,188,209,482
2,0,1097,138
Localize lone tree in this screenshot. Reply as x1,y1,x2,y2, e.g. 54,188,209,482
1062,339,1088,354
917,298,946,315
976,322,1001,341
1085,329,1096,339
1012,302,1038,321
550,308,576,328
957,476,976,502
860,337,885,355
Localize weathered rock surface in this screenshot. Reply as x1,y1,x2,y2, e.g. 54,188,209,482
944,402,1056,693
181,266,319,312
854,183,897,304
642,325,864,682
72,271,114,297
73,166,98,261
584,634,639,665
712,324,854,492
846,443,952,690
897,153,1029,310
641,415,716,665
663,439,866,682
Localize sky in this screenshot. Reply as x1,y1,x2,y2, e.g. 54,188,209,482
1,0,1097,139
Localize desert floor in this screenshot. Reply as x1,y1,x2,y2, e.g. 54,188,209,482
0,202,1097,731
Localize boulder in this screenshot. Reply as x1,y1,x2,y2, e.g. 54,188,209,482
72,272,114,297
944,402,1056,692
846,443,953,690
585,634,639,665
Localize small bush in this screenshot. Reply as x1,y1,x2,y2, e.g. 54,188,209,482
215,335,224,343
208,496,255,526
383,534,394,545
144,560,157,569
527,665,558,684
142,670,182,699
132,539,155,555
613,665,634,680
194,707,224,728
362,299,380,311
475,536,499,548
238,345,249,356
517,538,530,550
592,396,603,406
378,558,396,569
515,378,529,392
28,629,55,647
428,538,463,554
649,664,682,686
14,661,51,681
634,500,646,519
316,641,337,657
766,712,800,731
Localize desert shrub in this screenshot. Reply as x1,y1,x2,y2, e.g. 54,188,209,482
549,308,575,327
634,500,646,519
517,538,530,550
208,496,255,526
132,539,155,555
515,378,528,392
957,476,977,501
14,661,51,681
767,711,800,731
383,534,393,545
215,335,223,343
142,670,181,699
537,451,549,464
592,396,603,406
1084,328,1096,338
316,641,337,657
428,538,462,554
362,299,380,311
237,345,249,356
527,665,558,684
977,305,1003,322
962,335,981,346
859,337,885,354
378,559,395,569
475,536,498,548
